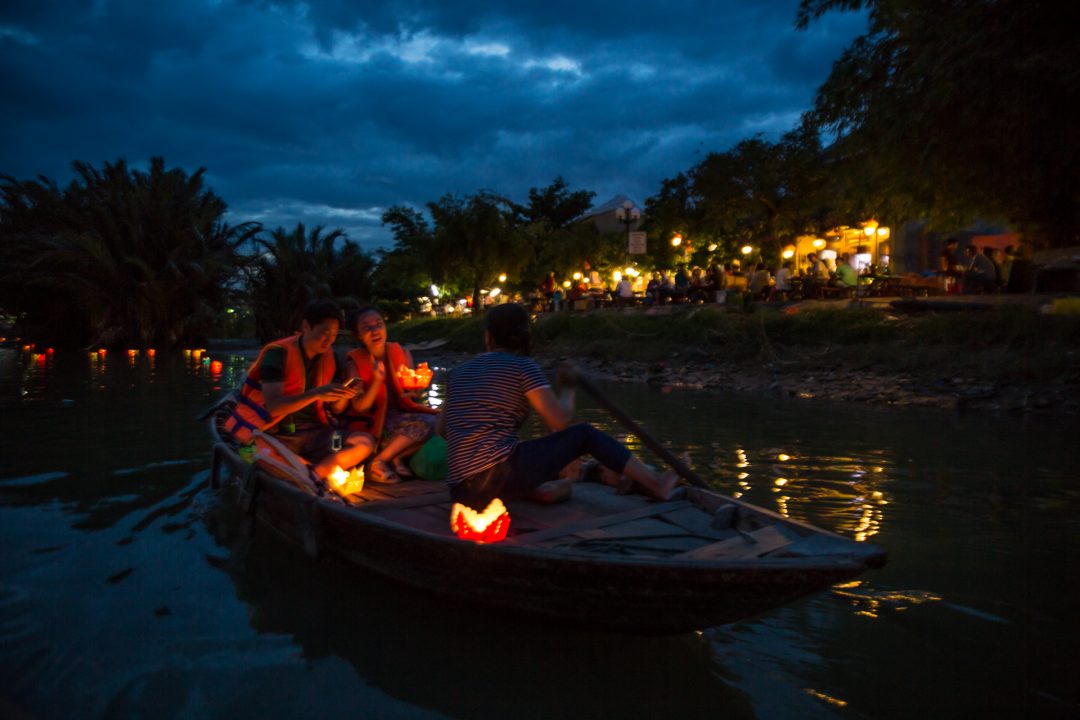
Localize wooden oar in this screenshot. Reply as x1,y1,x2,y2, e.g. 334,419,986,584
575,373,709,489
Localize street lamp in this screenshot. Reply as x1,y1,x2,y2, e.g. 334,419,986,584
614,200,640,263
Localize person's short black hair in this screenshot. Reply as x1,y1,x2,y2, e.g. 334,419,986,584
303,298,343,327
484,303,531,355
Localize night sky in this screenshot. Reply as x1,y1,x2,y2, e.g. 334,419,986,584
1,0,867,250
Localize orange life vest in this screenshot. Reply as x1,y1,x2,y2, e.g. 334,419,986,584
344,342,438,437
224,334,336,444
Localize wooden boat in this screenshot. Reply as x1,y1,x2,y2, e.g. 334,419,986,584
208,402,886,634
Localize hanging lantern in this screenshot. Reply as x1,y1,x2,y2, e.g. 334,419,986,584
451,498,511,543
397,362,433,390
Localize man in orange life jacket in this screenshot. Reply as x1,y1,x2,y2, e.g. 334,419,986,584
225,299,359,479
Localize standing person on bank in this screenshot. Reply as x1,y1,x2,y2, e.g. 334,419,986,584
224,299,360,479
439,303,680,510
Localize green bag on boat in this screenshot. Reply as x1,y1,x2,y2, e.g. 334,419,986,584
409,435,447,482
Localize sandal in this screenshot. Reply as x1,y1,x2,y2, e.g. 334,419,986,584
368,460,402,485
392,458,415,479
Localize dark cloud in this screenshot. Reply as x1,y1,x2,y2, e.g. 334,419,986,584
0,0,866,252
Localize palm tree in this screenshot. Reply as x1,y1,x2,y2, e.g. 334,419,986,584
0,157,251,347
246,224,374,341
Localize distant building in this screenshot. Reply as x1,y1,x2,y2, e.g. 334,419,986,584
575,194,643,234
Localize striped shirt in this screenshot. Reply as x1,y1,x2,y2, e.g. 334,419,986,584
443,351,550,486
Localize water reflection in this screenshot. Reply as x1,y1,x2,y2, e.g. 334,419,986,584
205,500,753,720
1,355,1078,719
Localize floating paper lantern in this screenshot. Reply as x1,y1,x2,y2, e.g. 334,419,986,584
329,464,365,497
451,498,510,543
397,362,433,390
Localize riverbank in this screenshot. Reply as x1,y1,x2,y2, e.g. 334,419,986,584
390,297,1080,415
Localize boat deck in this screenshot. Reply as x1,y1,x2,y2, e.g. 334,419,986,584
349,479,814,560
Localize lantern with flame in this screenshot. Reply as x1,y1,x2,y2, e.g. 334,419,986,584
451,498,511,543
329,464,365,497
397,362,433,390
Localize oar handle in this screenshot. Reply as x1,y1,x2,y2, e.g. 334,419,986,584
576,374,709,489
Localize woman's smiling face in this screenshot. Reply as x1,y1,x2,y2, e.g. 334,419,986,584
355,310,386,354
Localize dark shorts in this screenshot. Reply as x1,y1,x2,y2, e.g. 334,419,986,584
270,424,337,463
448,423,631,510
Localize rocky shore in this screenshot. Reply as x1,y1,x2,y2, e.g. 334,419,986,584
416,347,1079,416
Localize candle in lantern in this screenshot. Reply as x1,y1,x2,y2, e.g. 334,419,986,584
329,464,365,496
450,498,511,543
397,362,433,390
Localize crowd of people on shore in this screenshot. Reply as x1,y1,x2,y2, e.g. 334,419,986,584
531,254,883,311
224,299,680,512
938,236,1025,294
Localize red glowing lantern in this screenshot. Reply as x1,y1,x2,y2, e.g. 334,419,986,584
397,362,433,390
451,499,511,543
210,360,223,374
146,348,156,358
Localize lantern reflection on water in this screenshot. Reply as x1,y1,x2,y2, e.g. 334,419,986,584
397,362,433,390
450,498,511,543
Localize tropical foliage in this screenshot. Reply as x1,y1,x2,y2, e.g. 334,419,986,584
796,0,1078,248
245,224,375,341
644,127,840,267
0,157,257,347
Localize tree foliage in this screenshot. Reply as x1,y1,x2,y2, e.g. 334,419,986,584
429,192,528,311
645,128,840,267
0,157,256,347
798,0,1080,247
246,224,374,341
513,177,597,287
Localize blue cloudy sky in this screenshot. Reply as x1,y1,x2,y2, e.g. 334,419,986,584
1,0,867,251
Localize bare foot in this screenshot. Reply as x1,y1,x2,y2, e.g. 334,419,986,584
655,470,682,501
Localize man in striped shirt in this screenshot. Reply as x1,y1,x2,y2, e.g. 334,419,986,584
440,304,679,510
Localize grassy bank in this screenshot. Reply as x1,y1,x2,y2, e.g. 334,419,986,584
393,304,1080,390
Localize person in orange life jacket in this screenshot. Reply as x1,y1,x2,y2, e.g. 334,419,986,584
226,299,360,479
331,306,439,484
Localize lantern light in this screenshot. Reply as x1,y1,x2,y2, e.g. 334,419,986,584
812,238,826,249
782,247,795,259
708,243,718,252
741,245,753,255
451,498,511,543
613,271,622,282
397,362,433,390
572,272,582,281
329,464,365,496
671,234,683,247
562,280,571,288
497,273,507,283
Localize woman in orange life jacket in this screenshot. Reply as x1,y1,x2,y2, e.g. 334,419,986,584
330,306,439,484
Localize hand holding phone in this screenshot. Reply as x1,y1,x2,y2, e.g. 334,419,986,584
342,377,360,389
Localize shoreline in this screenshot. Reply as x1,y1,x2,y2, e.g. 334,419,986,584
410,348,1079,417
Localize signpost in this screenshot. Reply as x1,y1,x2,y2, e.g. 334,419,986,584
628,231,647,255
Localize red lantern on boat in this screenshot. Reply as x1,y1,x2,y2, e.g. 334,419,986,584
397,362,433,390
451,499,510,543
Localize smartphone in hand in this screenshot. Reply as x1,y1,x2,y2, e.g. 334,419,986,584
342,377,360,389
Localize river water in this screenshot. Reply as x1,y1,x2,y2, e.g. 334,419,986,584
1,347,1077,719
